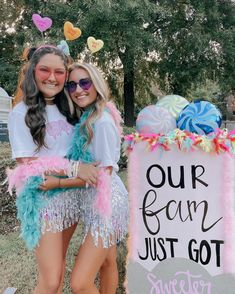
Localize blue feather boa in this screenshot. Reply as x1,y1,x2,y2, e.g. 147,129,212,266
16,109,94,249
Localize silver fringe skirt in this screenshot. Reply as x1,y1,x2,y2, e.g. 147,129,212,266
79,172,129,248
40,189,81,234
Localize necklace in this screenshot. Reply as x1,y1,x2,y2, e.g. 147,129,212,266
44,97,55,101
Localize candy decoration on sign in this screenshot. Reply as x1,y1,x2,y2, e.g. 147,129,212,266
136,105,176,134
87,37,104,53
57,40,70,56
123,129,235,155
32,14,53,32
156,94,189,118
64,21,81,41
177,100,222,135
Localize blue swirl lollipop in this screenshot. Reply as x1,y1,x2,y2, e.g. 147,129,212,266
176,100,222,134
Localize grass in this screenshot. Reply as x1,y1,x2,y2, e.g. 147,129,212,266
0,225,128,293
0,142,128,293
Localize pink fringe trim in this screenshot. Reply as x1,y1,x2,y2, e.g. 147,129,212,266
7,156,70,195
127,149,140,261
125,149,140,293
221,153,235,273
93,168,112,218
106,101,123,137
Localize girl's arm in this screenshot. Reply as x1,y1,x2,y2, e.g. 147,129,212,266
39,166,112,191
16,157,36,164
39,175,86,191
45,161,100,186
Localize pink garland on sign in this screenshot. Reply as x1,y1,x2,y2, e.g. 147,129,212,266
221,153,235,273
7,156,70,194
93,168,112,218
123,129,235,155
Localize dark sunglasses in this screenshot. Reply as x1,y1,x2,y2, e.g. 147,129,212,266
66,78,93,93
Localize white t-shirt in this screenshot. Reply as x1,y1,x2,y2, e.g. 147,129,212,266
89,111,120,172
8,102,74,159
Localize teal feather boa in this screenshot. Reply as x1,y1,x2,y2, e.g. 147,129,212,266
16,109,94,249
67,109,93,163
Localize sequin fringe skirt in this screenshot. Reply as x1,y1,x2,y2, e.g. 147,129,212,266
40,189,81,234
79,172,129,248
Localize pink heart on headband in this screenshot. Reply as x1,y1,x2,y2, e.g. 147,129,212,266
32,14,52,32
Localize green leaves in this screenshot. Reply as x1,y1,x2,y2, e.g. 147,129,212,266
0,0,234,123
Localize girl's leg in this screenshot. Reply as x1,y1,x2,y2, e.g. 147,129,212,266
99,245,118,294
70,232,114,294
34,224,77,294
56,223,77,294
34,231,64,294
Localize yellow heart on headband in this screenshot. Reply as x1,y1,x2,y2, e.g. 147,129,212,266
64,21,81,41
87,36,104,53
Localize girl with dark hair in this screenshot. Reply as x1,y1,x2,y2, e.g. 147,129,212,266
12,47,36,106
40,62,129,294
8,46,99,294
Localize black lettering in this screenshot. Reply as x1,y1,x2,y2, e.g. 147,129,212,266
191,165,208,189
138,238,149,260
188,239,199,262
211,239,224,267
200,240,211,265
166,238,178,257
146,164,165,188
157,238,167,261
141,190,165,235
168,166,185,188
188,200,222,232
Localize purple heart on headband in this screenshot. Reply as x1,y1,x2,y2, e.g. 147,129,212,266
32,13,52,32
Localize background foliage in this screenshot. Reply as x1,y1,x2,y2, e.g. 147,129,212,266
0,0,234,125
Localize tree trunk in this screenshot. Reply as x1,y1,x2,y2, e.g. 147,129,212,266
122,52,135,127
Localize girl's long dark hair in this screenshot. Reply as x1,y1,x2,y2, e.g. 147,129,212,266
22,46,77,151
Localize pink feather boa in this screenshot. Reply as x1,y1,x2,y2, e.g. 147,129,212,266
127,149,140,261
7,156,70,195
106,101,123,137
93,168,112,218
8,156,112,219
221,153,235,273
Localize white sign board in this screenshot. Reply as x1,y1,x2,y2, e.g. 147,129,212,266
126,142,235,293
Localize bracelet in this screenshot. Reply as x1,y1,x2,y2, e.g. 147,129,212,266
67,160,80,178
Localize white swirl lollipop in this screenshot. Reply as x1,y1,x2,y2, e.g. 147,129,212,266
136,105,176,134
156,95,189,118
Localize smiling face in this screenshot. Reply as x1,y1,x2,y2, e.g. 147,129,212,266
34,53,67,99
68,67,97,109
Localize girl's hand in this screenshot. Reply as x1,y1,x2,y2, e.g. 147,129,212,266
39,175,60,191
78,162,100,186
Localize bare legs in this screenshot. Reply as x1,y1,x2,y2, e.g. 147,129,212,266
99,246,118,294
56,223,78,294
70,232,118,294
34,223,77,294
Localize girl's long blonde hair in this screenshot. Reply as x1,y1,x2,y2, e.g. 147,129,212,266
68,62,110,145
